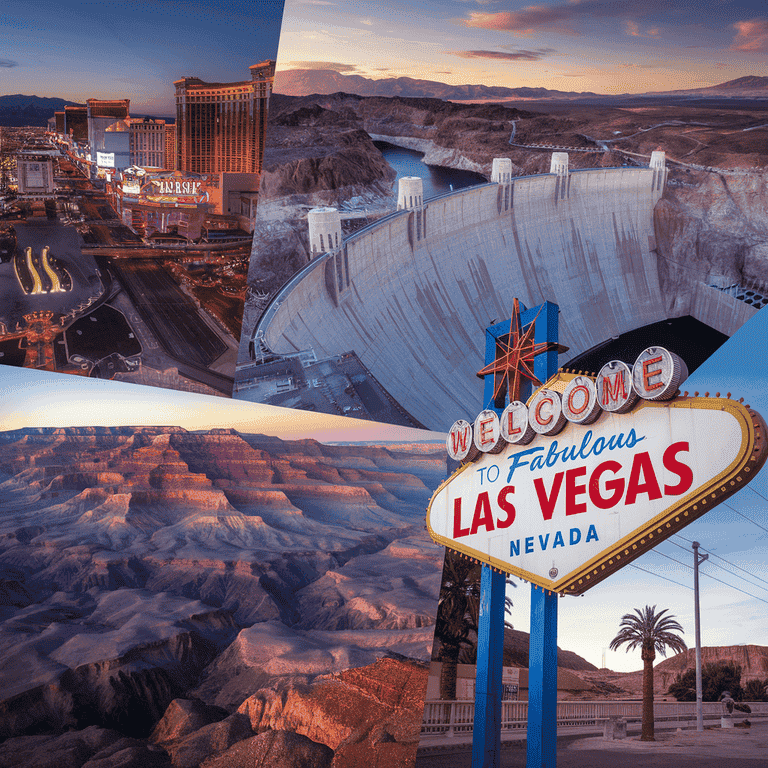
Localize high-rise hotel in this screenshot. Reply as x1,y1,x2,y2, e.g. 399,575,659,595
174,61,274,174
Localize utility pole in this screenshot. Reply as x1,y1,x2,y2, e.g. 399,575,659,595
692,541,708,731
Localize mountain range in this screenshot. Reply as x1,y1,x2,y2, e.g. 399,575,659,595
0,94,81,127
273,71,768,103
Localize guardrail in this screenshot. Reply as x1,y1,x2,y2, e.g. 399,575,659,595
421,700,768,737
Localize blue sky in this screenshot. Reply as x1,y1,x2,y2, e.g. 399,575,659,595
1,0,285,114
277,0,768,93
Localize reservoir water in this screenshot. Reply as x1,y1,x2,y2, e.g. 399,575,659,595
373,140,487,201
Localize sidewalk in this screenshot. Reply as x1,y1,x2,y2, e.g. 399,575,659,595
416,719,768,768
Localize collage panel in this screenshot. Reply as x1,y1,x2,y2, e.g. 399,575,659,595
1,0,283,395
0,365,445,766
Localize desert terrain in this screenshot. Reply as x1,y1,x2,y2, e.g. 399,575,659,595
0,426,445,766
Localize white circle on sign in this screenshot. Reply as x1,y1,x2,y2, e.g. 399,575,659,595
474,410,505,453
562,376,601,425
632,347,688,401
597,360,639,413
501,401,535,444
446,420,475,461
529,389,567,435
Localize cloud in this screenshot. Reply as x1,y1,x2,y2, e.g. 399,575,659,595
619,61,668,69
446,48,554,61
463,0,671,36
360,18,373,25
283,61,359,72
626,20,661,37
0,59,18,68
732,18,768,52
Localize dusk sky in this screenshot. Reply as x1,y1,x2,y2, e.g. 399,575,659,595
277,0,768,93
2,0,285,114
0,366,442,444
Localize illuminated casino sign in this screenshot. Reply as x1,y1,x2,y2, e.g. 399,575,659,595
136,174,210,206
153,179,202,196
428,347,767,594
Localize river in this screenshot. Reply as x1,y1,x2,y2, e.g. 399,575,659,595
373,140,487,201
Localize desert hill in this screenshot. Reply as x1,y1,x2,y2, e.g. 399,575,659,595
274,70,768,103
596,644,768,696
0,95,82,127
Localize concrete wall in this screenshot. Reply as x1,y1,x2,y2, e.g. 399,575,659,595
688,282,757,337
261,167,667,431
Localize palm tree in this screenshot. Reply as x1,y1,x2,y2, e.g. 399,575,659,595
432,550,481,699
432,549,516,699
609,605,687,741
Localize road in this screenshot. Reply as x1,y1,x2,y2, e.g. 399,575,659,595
110,259,227,370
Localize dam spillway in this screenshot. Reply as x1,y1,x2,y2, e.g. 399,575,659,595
247,161,756,431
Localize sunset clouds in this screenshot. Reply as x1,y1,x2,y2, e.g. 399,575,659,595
446,48,554,61
463,0,671,36
275,0,767,95
732,19,768,52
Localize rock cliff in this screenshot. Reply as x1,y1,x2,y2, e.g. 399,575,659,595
0,426,445,765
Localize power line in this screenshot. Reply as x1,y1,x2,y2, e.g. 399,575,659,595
628,562,693,590
649,548,692,570
745,484,768,506
697,566,768,606
726,489,768,534
669,536,768,593
643,546,768,605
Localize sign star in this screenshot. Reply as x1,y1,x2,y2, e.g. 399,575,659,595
476,298,561,405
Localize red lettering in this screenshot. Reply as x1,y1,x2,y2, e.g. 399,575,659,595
625,451,662,505
450,426,470,455
601,371,627,405
453,497,469,538
589,460,625,509
535,397,554,426
506,410,521,436
663,441,693,495
534,472,564,520
567,385,589,415
479,417,494,446
565,466,587,515
496,485,516,529
470,492,494,535
642,356,663,392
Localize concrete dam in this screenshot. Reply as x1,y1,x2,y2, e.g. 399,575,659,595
245,154,758,431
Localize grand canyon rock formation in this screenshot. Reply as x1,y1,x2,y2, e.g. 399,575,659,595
0,426,445,765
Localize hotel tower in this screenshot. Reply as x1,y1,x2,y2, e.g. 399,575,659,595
174,61,275,175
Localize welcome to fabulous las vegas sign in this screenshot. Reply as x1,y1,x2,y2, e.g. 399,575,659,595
427,347,768,595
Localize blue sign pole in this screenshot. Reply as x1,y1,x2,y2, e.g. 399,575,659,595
471,564,506,768
527,301,560,768
527,587,558,768
472,301,560,768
